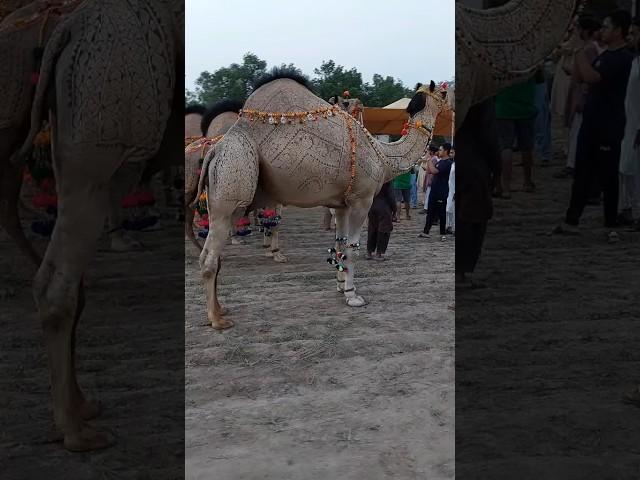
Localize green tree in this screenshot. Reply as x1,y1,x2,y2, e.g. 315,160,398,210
188,53,451,111
185,89,198,106
362,74,414,107
312,60,365,102
192,52,267,104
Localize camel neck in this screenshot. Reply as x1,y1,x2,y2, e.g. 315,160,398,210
375,122,429,182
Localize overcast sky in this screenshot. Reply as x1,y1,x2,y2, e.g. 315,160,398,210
186,0,454,92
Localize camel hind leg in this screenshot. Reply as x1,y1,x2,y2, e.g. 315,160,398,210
199,132,259,329
36,173,115,451
0,152,41,268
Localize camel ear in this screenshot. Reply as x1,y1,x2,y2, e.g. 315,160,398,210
429,81,436,92
415,83,423,91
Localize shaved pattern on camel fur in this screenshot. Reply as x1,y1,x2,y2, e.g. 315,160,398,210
455,0,579,127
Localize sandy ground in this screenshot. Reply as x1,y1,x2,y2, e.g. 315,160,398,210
456,119,640,478
185,206,455,479
0,193,185,479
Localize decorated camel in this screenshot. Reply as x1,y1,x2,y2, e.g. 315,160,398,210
185,100,287,262
0,0,80,267
196,70,446,330
455,0,581,129
11,0,182,452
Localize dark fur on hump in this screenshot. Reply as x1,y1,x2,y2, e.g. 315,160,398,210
185,103,206,116
200,99,244,136
406,81,435,117
252,66,314,92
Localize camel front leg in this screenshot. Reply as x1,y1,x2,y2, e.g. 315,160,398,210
36,182,114,451
334,208,348,293
342,202,370,307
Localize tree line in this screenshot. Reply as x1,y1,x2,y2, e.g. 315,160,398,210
186,52,452,108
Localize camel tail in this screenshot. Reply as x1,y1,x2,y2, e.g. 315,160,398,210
13,19,71,165
191,147,215,209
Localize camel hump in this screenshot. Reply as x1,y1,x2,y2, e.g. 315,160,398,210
252,66,314,93
200,99,243,136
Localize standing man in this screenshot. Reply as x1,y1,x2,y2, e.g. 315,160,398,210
419,143,454,240
554,10,634,238
534,66,552,166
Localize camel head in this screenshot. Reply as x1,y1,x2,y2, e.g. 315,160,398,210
341,97,363,117
406,80,447,140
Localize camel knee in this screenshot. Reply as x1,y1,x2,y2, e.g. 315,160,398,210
199,252,219,279
34,266,78,331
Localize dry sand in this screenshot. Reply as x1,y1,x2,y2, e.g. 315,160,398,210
456,119,640,478
1,197,184,479
185,207,454,479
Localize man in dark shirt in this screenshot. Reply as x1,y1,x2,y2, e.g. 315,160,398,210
419,143,454,240
556,9,634,235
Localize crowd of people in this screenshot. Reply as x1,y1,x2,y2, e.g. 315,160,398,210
491,9,639,241
366,141,455,262
452,7,640,289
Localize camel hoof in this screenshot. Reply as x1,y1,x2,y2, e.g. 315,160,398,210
273,252,288,263
217,306,229,316
345,295,366,307
64,425,115,452
211,317,234,330
231,238,246,245
79,399,102,420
